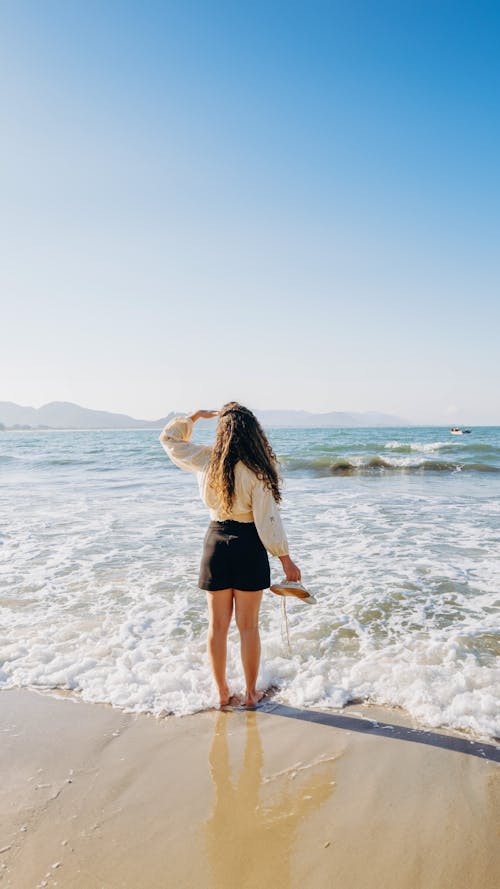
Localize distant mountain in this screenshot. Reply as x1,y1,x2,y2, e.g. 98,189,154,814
254,409,412,427
0,401,412,429
0,401,175,430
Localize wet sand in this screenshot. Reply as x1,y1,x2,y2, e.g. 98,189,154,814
1,688,499,889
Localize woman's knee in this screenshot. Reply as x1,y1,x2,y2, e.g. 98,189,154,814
235,614,260,633
209,616,232,634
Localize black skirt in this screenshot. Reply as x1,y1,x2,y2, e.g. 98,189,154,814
198,520,271,592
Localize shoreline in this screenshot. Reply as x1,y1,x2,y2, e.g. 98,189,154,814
1,688,499,889
7,682,500,749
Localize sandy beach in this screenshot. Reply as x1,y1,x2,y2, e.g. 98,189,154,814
1,689,499,889
3,0,500,885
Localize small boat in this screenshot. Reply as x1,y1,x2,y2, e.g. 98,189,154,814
450,427,472,435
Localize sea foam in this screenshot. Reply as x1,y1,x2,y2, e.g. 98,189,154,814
1,428,499,740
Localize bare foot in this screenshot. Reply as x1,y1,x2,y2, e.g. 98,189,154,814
244,689,265,708
218,685,231,708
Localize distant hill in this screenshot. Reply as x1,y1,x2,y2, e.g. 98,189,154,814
0,401,412,429
0,401,175,430
255,409,412,427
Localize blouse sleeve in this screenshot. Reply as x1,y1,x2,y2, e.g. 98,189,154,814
251,478,289,557
159,415,211,474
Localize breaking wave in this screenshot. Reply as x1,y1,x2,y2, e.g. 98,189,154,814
281,455,500,475
384,440,500,455
384,440,451,453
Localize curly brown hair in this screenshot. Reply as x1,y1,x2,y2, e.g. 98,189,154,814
206,402,282,513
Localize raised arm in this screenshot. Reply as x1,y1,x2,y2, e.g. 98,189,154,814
159,411,216,474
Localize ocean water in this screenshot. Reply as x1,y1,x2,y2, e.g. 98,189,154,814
1,425,499,741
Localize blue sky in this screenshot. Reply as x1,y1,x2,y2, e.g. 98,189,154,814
1,0,499,423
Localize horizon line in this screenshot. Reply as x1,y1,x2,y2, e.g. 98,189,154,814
1,399,497,426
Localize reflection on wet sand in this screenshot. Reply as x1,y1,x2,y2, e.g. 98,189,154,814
204,712,337,889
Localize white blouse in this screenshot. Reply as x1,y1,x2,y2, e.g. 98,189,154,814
159,415,289,558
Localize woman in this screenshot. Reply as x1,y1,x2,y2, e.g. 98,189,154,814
159,402,301,708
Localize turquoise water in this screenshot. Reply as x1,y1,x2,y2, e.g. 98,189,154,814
1,425,499,739
264,425,500,475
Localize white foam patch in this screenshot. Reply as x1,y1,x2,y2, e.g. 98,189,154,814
385,440,451,453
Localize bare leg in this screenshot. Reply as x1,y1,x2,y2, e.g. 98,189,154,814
234,589,264,707
206,589,234,707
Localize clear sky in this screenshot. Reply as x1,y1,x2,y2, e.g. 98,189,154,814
1,0,499,424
